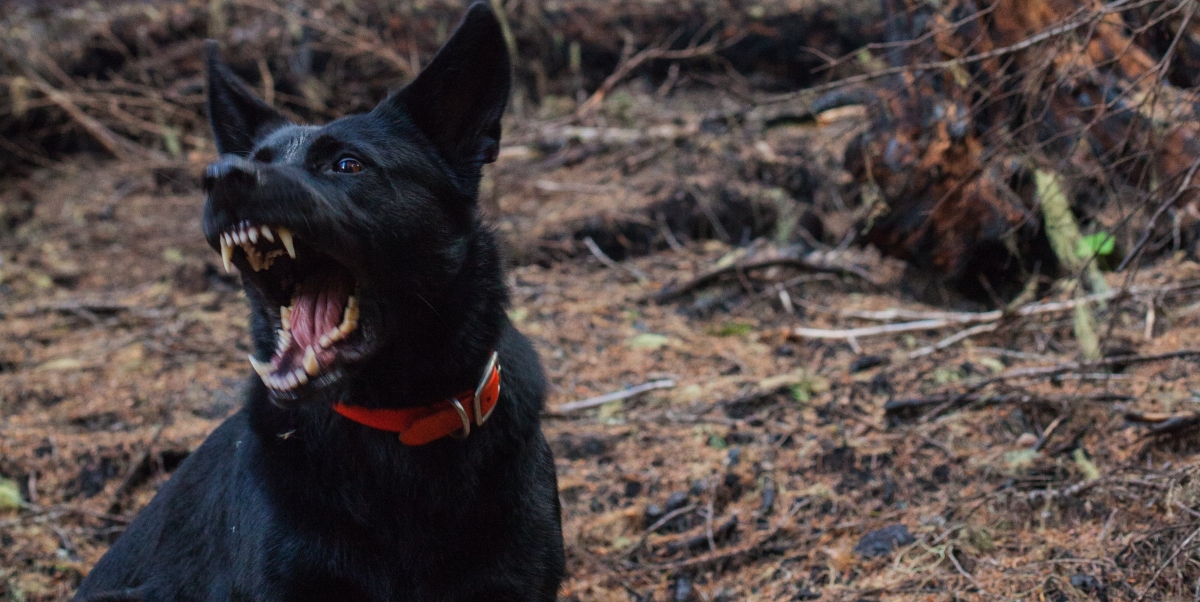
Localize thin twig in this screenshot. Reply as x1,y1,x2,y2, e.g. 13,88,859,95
582,236,649,283
555,379,676,413
620,503,699,561
909,322,1000,358
947,544,986,593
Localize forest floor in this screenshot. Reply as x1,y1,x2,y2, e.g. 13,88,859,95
4,86,1200,601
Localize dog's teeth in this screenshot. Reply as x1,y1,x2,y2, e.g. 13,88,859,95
280,306,291,331
248,355,271,380
319,333,333,349
276,329,291,354
338,296,359,336
294,368,309,385
285,372,299,389
278,227,296,258
302,346,319,376
261,226,274,242
248,228,258,243
220,238,234,272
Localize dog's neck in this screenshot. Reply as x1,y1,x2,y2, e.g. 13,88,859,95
349,225,508,410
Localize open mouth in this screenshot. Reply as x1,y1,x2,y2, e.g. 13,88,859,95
217,221,364,397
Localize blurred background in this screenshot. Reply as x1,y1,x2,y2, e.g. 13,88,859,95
4,0,1200,599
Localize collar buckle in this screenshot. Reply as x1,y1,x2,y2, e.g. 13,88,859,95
447,397,471,440
473,351,500,426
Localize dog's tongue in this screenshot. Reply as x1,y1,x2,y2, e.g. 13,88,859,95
290,268,354,350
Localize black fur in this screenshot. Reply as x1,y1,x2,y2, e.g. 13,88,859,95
73,4,565,601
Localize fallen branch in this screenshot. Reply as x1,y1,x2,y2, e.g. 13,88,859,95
555,379,676,413
918,349,1200,421
1122,408,1200,437
793,282,1200,342
653,254,880,303
884,392,1133,420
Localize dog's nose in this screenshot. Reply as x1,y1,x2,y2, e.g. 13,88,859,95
203,156,259,194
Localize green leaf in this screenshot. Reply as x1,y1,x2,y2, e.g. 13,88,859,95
627,333,669,350
1072,448,1101,481
0,478,22,512
1005,449,1038,472
162,248,185,264
1076,232,1115,259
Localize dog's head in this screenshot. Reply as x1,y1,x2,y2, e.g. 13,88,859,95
201,3,511,408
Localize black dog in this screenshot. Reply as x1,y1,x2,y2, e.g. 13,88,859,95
73,4,564,600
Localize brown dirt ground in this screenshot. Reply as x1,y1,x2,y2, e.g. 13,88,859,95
4,86,1200,601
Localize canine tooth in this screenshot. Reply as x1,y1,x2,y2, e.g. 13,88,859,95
302,346,319,376
295,368,309,385
248,355,271,379
280,306,291,330
248,228,259,243
341,297,359,327
278,227,295,258
220,239,234,272
338,298,359,336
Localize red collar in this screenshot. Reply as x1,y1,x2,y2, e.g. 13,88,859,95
332,352,501,446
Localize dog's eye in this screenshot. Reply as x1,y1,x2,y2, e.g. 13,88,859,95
334,157,363,174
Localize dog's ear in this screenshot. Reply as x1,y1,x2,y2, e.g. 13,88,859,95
205,41,288,156
375,2,511,168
